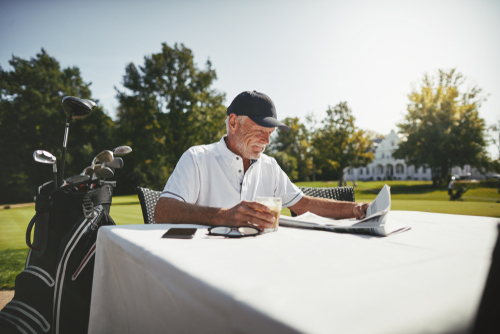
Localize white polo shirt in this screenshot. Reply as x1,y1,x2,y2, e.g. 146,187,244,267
161,136,303,209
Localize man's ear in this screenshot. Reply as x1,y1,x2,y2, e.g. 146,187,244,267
228,113,239,134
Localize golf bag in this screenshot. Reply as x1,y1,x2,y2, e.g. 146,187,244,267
0,178,115,334
450,186,468,201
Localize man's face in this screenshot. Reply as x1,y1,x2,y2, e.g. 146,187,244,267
235,118,275,160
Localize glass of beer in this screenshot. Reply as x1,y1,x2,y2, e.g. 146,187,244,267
255,197,282,232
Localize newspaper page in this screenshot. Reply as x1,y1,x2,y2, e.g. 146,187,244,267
279,184,410,237
365,184,391,218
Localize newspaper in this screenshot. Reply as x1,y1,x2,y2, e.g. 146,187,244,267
279,184,410,237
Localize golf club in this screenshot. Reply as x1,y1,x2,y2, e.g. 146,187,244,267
81,166,94,176
90,151,114,188
93,164,103,173
63,174,90,186
112,146,132,157
60,96,96,186
90,150,114,169
105,157,124,169
94,166,114,179
33,150,58,190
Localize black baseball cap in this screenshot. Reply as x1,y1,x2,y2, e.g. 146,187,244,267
226,91,290,131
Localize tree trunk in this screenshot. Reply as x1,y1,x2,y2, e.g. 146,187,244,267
338,165,344,187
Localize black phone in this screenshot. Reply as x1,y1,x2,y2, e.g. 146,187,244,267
162,228,197,239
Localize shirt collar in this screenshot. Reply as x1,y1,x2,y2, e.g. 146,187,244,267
218,135,240,168
217,135,260,168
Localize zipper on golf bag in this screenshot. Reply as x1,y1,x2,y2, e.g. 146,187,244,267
0,180,115,334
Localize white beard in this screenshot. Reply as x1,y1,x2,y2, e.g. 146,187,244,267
236,136,266,160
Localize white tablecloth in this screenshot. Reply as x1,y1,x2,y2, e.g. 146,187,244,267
88,211,498,334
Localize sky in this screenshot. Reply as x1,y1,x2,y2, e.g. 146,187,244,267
1,0,500,156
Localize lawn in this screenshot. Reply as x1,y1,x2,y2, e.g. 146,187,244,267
2,180,500,290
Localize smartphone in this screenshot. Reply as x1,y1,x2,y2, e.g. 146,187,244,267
162,228,197,239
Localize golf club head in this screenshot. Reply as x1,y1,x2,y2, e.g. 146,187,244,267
96,150,114,163
62,96,96,120
106,157,124,169
90,164,100,181
112,146,132,156
93,164,104,172
81,166,94,176
33,150,56,164
91,150,114,169
95,166,114,179
85,99,97,109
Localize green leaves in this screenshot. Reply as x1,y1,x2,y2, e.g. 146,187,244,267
393,68,488,186
312,102,374,183
269,104,374,183
268,117,313,181
0,49,116,204
115,43,226,193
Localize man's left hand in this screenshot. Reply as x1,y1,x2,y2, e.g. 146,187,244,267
353,203,370,219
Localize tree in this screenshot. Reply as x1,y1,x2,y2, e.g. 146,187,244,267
271,152,298,181
0,49,115,204
312,102,374,185
488,120,500,158
268,117,312,181
485,121,500,174
393,69,489,186
115,43,226,193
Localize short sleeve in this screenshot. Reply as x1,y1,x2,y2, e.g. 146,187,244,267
272,159,303,208
161,150,200,204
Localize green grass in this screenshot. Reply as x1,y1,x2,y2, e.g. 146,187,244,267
297,180,500,205
2,180,500,290
108,194,143,224
0,249,28,290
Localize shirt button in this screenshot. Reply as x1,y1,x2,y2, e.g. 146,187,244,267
236,157,239,160
239,170,242,173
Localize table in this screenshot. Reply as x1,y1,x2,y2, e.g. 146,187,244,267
88,211,498,334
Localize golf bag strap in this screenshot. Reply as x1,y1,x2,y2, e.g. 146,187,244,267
26,213,40,250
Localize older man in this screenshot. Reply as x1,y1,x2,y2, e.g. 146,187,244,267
154,91,369,230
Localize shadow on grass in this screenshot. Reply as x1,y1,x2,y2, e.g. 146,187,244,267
359,183,445,196
112,201,140,206
0,248,28,290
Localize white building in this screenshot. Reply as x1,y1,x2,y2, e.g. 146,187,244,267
343,130,489,181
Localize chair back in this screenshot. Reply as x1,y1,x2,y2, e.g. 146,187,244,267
136,187,162,224
136,185,356,222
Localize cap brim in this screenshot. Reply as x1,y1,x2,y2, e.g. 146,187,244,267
248,116,290,131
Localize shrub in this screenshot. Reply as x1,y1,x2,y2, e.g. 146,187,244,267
478,179,499,188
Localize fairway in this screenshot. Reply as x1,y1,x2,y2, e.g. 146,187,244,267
2,180,500,290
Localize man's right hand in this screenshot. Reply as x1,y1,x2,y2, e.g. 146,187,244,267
220,201,275,230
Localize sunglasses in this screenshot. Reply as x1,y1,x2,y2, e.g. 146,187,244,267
208,226,261,238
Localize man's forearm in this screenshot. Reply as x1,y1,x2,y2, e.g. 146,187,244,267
154,197,223,225
289,196,361,219
154,197,277,229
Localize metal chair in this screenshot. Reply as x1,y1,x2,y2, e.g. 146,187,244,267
136,187,162,224
290,186,355,217
136,185,355,222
